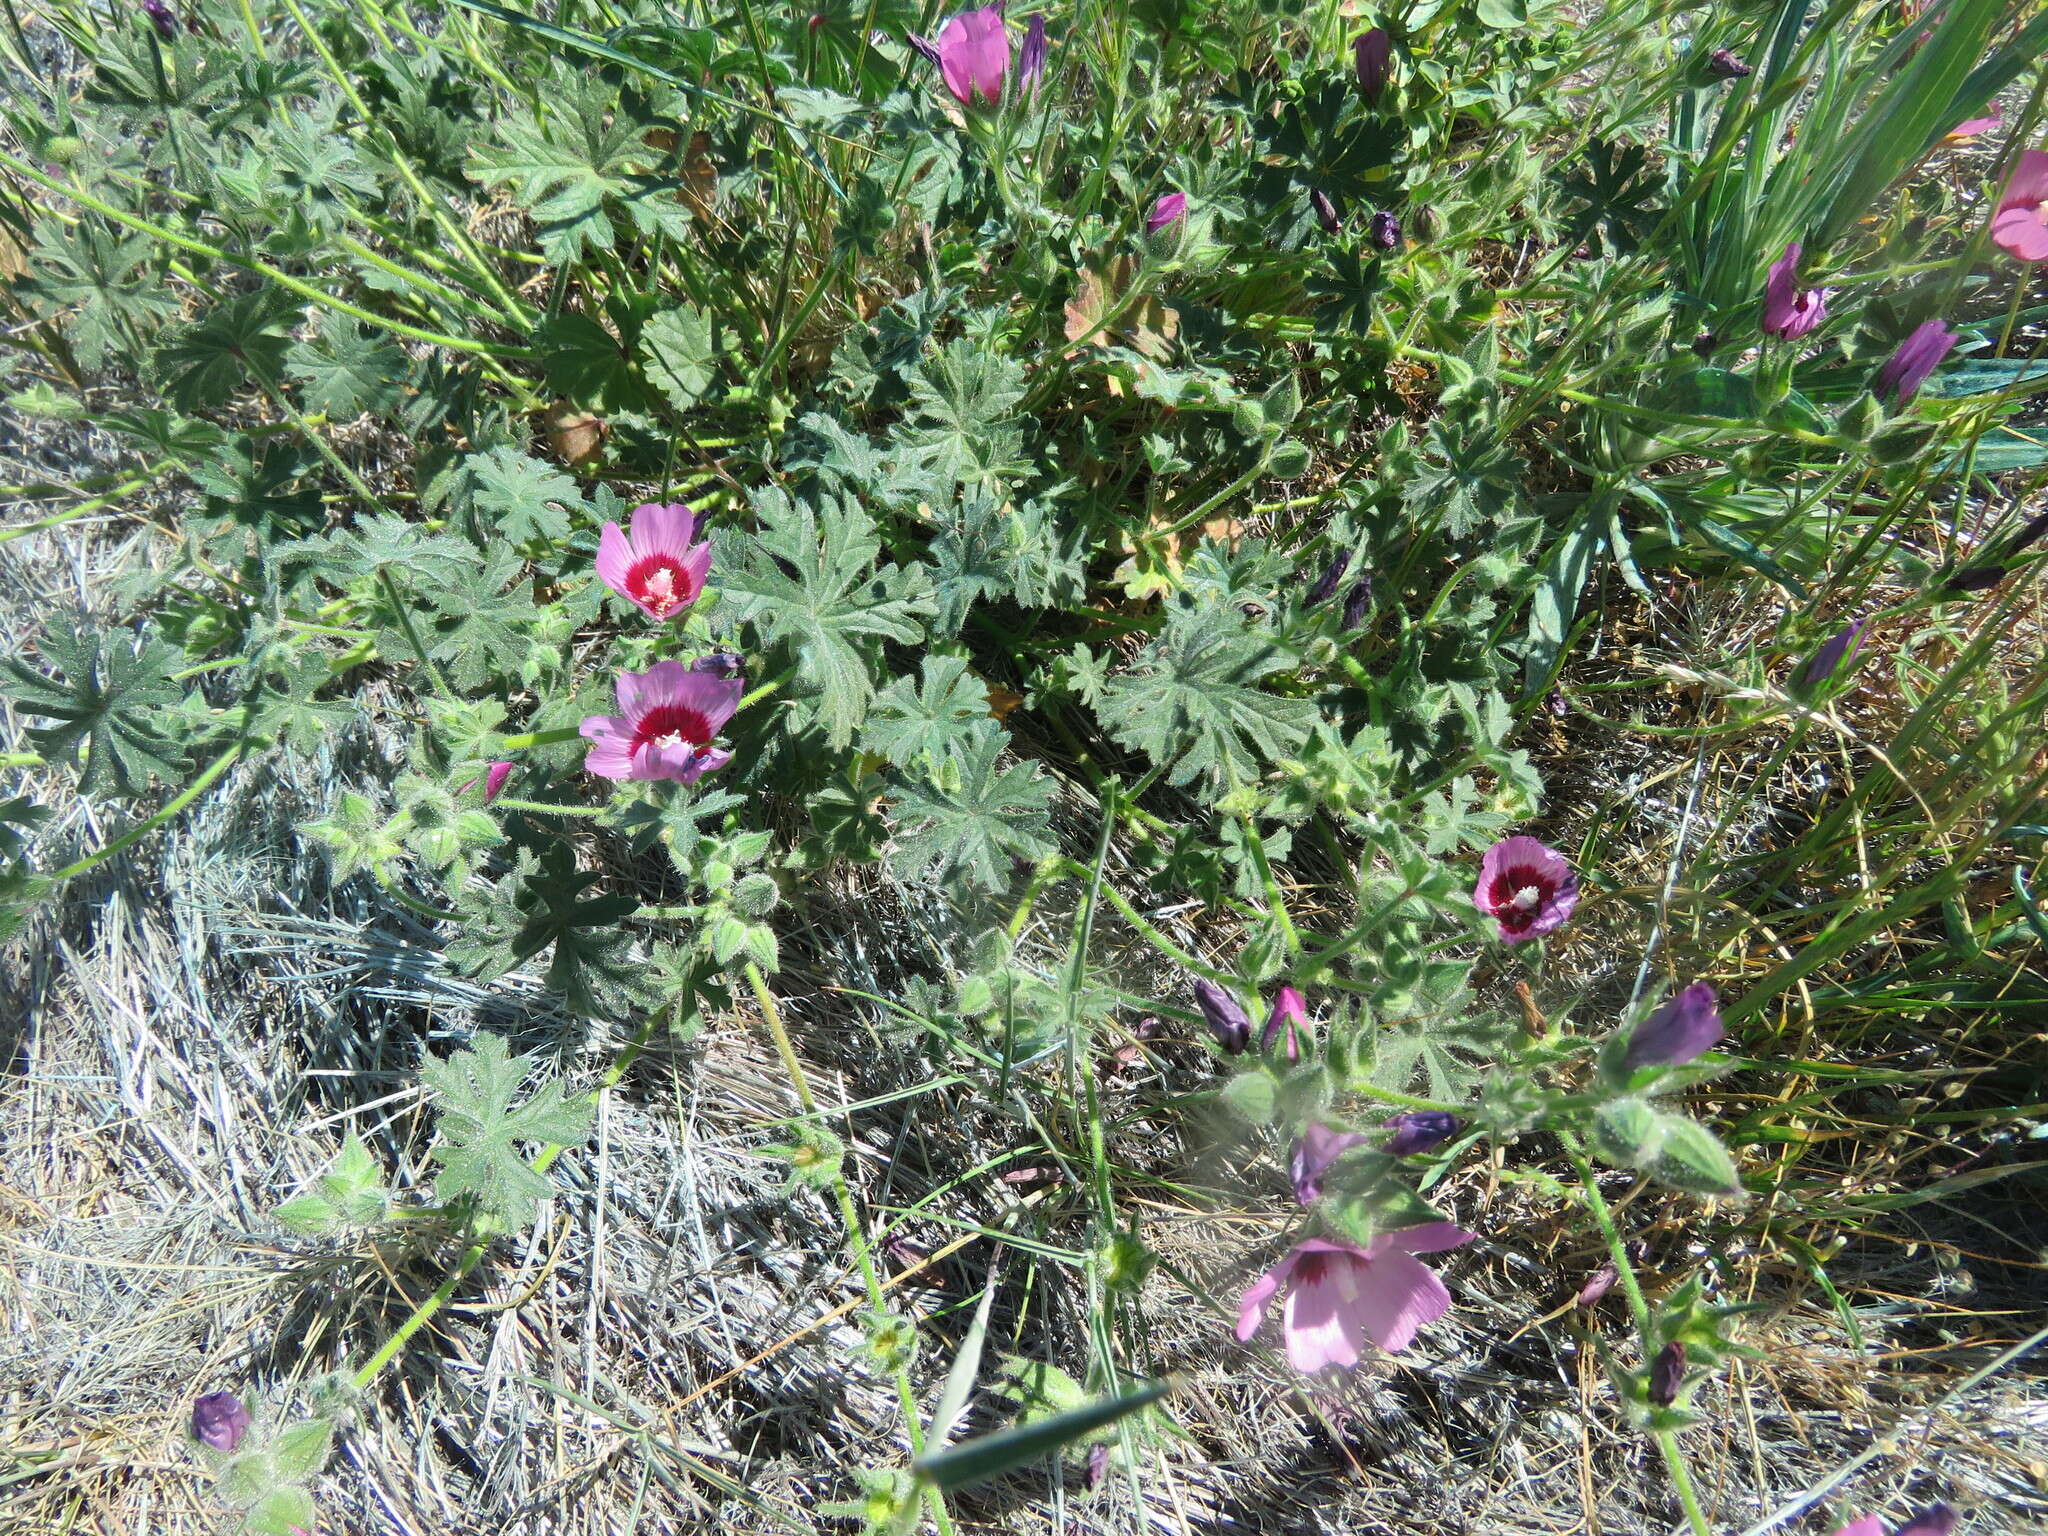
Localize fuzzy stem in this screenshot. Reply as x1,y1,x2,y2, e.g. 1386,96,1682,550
40,742,245,886
1560,1130,1712,1536
741,962,955,1536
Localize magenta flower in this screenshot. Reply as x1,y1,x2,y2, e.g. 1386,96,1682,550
1146,191,1187,235
580,661,741,784
1236,1224,1472,1370
1382,1110,1460,1157
1575,1262,1619,1306
1260,983,1306,1061
596,502,711,623
1290,1122,1368,1204
1622,981,1724,1073
1353,28,1391,103
458,760,516,801
1474,835,1579,943
1874,320,1957,404
1762,242,1828,339
933,6,1009,106
191,1391,251,1451
1830,1521,1886,1536
1991,148,2048,264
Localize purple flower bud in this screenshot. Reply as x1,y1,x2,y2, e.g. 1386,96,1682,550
692,651,745,679
1353,28,1392,102
1894,1506,1959,1536
904,31,942,66
1692,330,1718,358
1146,191,1187,235
2006,508,2048,559
1707,47,1752,78
1086,1442,1111,1489
1801,619,1866,687
1647,1339,1686,1406
1874,319,1958,405
482,761,514,803
1260,983,1307,1061
1622,982,1724,1074
1369,210,1402,250
140,0,178,40
1382,1110,1460,1157
1311,189,1342,235
1575,1262,1619,1306
1340,575,1372,630
1193,979,1251,1054
1017,13,1047,96
191,1391,251,1451
1305,549,1351,605
1290,1122,1370,1204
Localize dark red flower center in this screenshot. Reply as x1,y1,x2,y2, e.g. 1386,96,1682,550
1486,865,1553,931
625,554,697,618
630,702,714,757
1292,1253,1331,1286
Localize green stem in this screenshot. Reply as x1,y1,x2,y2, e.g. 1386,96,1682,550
39,741,245,887
741,963,955,1536
493,796,611,817
1560,1130,1712,1536
0,148,530,359
495,726,587,750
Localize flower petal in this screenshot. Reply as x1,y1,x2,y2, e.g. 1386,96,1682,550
1235,1258,1290,1342
1825,1519,1886,1536
629,501,699,558
1998,148,2048,212
596,522,633,597
580,716,636,779
1346,1249,1452,1354
1991,205,2048,263
1281,1259,1370,1371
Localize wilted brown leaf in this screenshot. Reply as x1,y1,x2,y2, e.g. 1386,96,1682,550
545,402,606,467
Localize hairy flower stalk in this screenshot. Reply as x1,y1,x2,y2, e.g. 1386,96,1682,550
1237,1225,1472,1370
596,502,712,622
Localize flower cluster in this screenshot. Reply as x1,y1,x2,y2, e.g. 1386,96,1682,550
577,502,743,785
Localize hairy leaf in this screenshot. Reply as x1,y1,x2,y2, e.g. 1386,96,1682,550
420,1033,593,1228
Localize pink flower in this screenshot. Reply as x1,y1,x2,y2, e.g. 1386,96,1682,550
935,6,1009,106
1944,107,1999,142
1762,242,1828,339
596,503,711,623
1474,835,1578,943
580,661,741,784
1828,1520,1886,1536
1235,1224,1471,1370
457,761,516,801
1146,191,1187,235
1990,148,2048,264
1260,982,1306,1061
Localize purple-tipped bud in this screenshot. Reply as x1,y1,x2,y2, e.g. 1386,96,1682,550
1369,210,1402,250
1146,191,1187,235
1305,549,1351,605
904,30,942,66
1086,1442,1111,1490
1382,1110,1460,1157
1800,619,1865,687
1692,331,1718,359
1017,13,1047,95
1707,47,1752,78
1647,1340,1686,1406
1894,1506,1959,1536
482,761,514,803
692,651,745,679
1340,575,1372,630
1260,983,1307,1061
191,1391,251,1451
140,0,179,39
1193,979,1251,1054
1353,28,1392,102
1875,319,1958,405
1622,982,1724,1074
1575,1262,1619,1306
1290,1122,1370,1204
1311,189,1342,235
